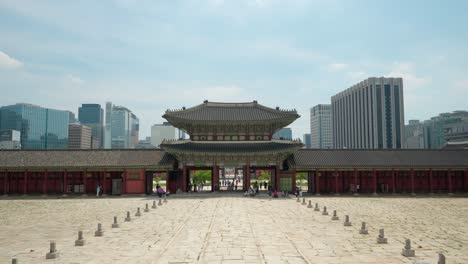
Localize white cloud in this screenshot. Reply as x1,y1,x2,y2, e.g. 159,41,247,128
182,85,246,101
386,62,431,89
347,71,368,80
66,74,84,84
0,51,23,69
327,63,347,72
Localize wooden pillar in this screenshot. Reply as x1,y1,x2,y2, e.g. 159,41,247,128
315,170,320,196
42,170,48,195
372,169,377,195
244,165,251,191
62,170,68,196
122,170,127,195
82,170,87,195
410,169,415,195
429,169,434,194
212,165,218,192
448,170,453,195
335,170,339,195
464,169,468,193
391,169,396,194
182,166,187,192
353,169,358,196
102,170,108,196
23,171,28,195
3,170,8,196
275,164,280,191
292,170,297,193
165,170,170,193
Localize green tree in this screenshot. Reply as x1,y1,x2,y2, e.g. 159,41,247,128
191,170,212,184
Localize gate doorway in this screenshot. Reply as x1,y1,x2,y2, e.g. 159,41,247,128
218,167,244,191
188,169,212,192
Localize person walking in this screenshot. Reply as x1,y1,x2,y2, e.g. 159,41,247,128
96,184,101,197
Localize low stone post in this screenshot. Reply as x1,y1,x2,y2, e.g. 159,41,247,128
344,215,352,226
12,258,18,264
152,200,157,209
125,211,131,222
376,228,387,244
75,231,85,246
302,198,306,205
438,253,445,264
314,203,320,211
164,194,167,203
158,198,163,206
95,223,104,237
45,241,59,259
112,216,119,228
322,206,328,215
307,200,312,208
296,197,300,202
331,210,339,220
359,222,368,234
135,207,142,217
144,203,150,212
401,239,415,257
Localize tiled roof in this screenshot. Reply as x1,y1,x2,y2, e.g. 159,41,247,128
161,140,303,154
292,149,468,169
0,149,174,170
163,101,299,122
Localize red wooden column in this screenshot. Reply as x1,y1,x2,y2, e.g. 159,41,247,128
353,169,358,195
292,170,297,194
448,170,453,195
372,169,377,195
429,169,434,194
334,170,340,195
410,169,416,195
182,166,187,192
391,169,396,194
122,170,127,195
62,170,68,196
102,170,107,196
315,170,320,196
211,165,218,192
42,170,48,195
275,164,280,191
244,165,251,191
464,169,468,193
165,170,170,193
23,171,28,195
3,170,8,196
82,170,88,195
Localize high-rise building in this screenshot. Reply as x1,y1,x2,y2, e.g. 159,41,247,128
445,120,468,143
0,103,69,149
151,122,176,147
331,77,405,149
78,104,104,148
104,102,139,149
404,120,426,149
68,124,92,149
67,111,77,123
0,129,21,149
424,111,468,149
310,104,333,149
272,128,292,140
302,133,312,148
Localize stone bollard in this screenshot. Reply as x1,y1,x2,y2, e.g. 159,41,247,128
401,239,415,257
438,253,446,264
359,222,368,234
12,258,18,264
331,210,339,220
296,197,300,202
344,215,352,226
376,228,387,244
302,198,306,205
125,211,131,222
322,206,328,215
163,194,168,203
144,203,150,212
314,203,320,211
45,241,59,259
135,207,142,217
152,200,157,209
75,230,85,246
158,198,163,206
307,200,312,208
112,216,119,228
95,223,104,237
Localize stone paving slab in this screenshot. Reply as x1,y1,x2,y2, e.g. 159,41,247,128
0,196,467,263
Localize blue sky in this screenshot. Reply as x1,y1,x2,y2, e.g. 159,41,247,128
1,0,467,138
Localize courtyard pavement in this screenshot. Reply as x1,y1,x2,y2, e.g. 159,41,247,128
0,195,467,263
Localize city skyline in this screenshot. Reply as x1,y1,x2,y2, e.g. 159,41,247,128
1,1,468,138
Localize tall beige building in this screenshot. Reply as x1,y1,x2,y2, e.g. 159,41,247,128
331,77,405,149
68,124,92,149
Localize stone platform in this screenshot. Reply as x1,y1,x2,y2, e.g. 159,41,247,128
0,196,467,263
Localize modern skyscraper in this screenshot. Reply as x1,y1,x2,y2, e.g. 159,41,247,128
302,133,312,148
424,111,468,149
78,104,104,148
331,77,405,149
151,122,176,147
104,102,139,149
0,103,69,149
310,104,333,149
404,120,426,149
0,129,21,149
68,124,92,149
272,128,292,140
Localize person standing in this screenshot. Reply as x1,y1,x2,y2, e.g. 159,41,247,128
96,184,101,197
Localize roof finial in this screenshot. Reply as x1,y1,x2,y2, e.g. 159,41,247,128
203,100,208,103
253,100,258,104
